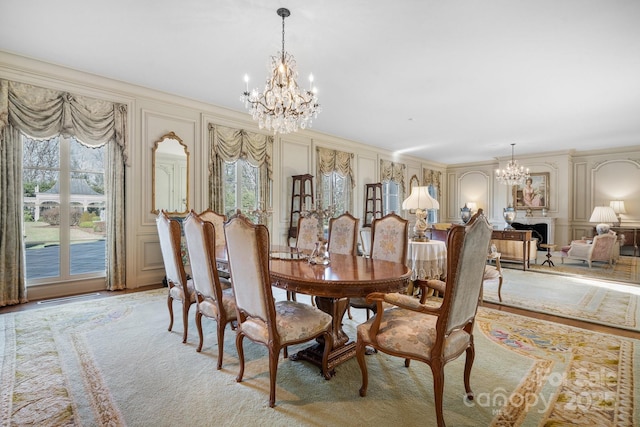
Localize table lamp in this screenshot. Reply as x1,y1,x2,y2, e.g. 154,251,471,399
609,200,626,226
589,206,618,235
402,186,439,241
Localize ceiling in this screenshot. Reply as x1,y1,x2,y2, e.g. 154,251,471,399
1,0,639,164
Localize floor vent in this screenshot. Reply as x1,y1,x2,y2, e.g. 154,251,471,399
37,293,101,305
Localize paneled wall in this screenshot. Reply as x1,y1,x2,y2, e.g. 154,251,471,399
2,51,638,298
447,148,640,246
0,52,444,293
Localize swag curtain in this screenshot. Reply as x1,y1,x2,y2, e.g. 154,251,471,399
316,146,355,213
423,168,442,199
0,80,128,305
380,159,406,199
208,124,273,216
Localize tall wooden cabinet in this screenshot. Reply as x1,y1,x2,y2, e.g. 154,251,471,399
288,174,314,241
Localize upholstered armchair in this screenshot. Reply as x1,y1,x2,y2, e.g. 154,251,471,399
156,210,196,343
183,212,237,369
355,210,493,427
224,214,333,407
327,212,360,256
561,231,618,268
349,213,408,320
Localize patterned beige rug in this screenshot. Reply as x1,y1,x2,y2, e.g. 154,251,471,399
1,288,638,426
506,255,639,284
484,263,640,332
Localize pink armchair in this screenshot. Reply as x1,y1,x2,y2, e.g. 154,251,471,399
561,231,618,268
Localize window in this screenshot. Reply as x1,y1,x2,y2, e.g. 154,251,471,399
22,135,106,284
382,180,401,215
223,159,261,220
319,172,350,215
427,184,439,224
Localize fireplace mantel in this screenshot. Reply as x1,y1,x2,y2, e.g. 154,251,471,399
513,217,556,244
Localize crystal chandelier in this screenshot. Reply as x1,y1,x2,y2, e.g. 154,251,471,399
241,8,321,135
495,143,530,186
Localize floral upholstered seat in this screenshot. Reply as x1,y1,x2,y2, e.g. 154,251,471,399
224,214,333,407
356,210,493,427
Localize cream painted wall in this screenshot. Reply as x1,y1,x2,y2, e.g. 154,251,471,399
2,51,638,298
0,52,444,295
448,148,640,246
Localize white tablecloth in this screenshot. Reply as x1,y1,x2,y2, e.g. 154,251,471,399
407,240,447,280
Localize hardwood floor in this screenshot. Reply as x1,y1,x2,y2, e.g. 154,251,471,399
2,283,639,340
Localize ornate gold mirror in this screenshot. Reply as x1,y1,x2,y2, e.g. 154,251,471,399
152,132,189,215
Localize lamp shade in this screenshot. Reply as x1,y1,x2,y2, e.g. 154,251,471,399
589,206,618,235
589,206,618,223
609,200,627,214
402,186,439,210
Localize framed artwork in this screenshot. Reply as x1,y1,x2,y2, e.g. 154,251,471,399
513,172,549,210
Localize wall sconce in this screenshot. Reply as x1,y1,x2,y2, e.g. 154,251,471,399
609,200,626,226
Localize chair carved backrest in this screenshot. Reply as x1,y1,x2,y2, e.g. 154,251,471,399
328,212,360,256
440,211,494,334
370,213,409,263
296,215,320,252
156,211,188,292
224,215,274,329
198,208,227,248
183,212,222,306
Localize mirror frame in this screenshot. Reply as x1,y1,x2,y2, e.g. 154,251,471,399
152,131,190,215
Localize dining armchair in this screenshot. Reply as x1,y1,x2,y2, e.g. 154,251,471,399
561,231,618,268
355,210,493,427
224,214,334,407
156,210,196,343
183,212,237,369
349,213,409,320
327,212,360,256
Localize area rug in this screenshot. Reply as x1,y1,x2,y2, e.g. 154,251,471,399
503,255,639,284
483,267,640,332
1,289,638,426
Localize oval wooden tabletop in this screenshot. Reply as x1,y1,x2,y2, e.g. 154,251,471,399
270,252,411,298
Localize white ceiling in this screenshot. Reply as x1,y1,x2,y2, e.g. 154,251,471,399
1,0,639,164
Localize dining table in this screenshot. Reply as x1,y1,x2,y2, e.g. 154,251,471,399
268,250,411,375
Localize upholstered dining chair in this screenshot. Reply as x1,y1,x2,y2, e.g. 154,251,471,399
291,215,321,304
295,215,320,253
224,214,334,407
198,208,230,282
183,211,237,369
349,212,409,320
327,212,360,256
484,251,503,302
355,210,493,427
156,210,196,343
